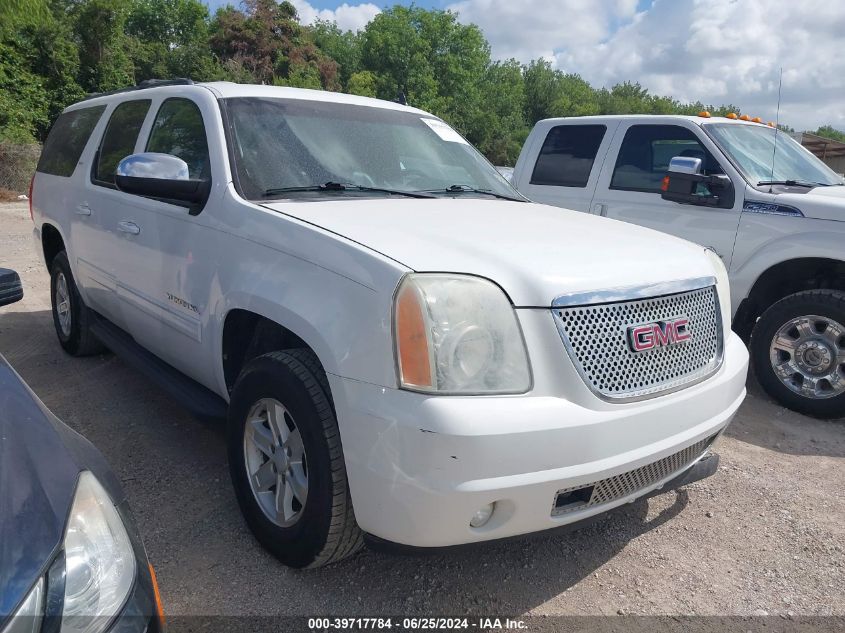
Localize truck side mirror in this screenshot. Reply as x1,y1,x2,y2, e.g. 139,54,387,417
661,156,734,209
0,268,24,307
115,153,210,214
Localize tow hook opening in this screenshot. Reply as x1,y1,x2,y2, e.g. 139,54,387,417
554,485,594,512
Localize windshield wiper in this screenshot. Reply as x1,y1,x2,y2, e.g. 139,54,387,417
422,184,525,201
756,179,827,188
263,181,435,199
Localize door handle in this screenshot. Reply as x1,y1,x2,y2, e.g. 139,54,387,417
593,203,607,216
117,221,141,235
75,203,91,216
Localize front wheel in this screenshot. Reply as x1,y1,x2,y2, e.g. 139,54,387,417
751,289,845,419
227,349,363,568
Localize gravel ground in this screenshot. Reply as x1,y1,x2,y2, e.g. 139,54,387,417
1,201,843,619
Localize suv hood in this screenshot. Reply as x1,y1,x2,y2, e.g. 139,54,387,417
775,185,845,221
262,199,715,306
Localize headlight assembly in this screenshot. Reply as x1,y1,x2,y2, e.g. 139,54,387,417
61,472,136,633
394,274,531,394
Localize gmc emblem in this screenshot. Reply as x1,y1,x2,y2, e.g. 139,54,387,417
627,317,691,352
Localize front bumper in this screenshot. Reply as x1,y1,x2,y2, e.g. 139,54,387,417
330,332,748,548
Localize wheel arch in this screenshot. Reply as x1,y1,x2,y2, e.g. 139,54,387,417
219,303,336,395
41,222,66,271
733,257,845,339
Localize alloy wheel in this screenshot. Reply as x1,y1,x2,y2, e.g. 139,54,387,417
243,397,309,527
769,314,845,399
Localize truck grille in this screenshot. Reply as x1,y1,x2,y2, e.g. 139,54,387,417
552,284,723,401
551,434,716,516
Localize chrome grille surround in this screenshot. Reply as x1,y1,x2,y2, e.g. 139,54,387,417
552,277,724,402
551,435,716,517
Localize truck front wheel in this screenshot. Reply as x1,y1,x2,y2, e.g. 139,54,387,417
751,290,845,419
227,349,363,568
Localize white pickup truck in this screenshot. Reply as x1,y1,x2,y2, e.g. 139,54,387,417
512,115,845,418
31,82,747,568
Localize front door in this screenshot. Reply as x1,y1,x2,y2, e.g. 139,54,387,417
590,122,743,267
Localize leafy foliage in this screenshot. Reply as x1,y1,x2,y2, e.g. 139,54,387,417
0,0,791,165
813,125,845,143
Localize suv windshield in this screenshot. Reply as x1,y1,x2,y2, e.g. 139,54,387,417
703,122,843,188
223,97,521,201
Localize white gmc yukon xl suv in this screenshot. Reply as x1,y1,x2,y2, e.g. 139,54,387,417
512,114,845,418
31,81,748,568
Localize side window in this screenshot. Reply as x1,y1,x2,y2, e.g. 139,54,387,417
36,106,106,177
530,125,606,187
94,100,151,186
610,124,721,193
146,98,210,179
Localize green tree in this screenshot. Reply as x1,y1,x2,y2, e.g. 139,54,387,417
347,70,376,97
311,20,362,90
72,0,135,92
360,6,489,136
813,125,845,143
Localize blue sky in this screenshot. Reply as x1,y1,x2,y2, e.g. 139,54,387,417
199,0,845,131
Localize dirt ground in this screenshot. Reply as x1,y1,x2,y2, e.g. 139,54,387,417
1,201,843,618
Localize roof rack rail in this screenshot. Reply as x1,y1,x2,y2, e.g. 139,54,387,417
81,78,194,102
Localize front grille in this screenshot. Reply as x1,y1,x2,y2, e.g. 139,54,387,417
551,435,716,516
553,284,723,401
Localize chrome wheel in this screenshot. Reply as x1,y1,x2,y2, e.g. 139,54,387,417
55,271,72,337
769,314,845,399
243,398,308,527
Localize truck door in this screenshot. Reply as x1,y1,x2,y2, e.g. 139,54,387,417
514,121,616,212
590,122,743,267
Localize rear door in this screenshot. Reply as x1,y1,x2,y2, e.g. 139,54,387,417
590,122,743,266
515,121,616,212
81,99,153,326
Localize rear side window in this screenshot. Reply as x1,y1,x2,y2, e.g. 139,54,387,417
146,98,210,179
530,125,606,187
94,100,151,186
611,124,720,193
36,106,106,177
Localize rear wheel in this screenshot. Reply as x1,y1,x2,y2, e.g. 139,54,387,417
227,349,363,568
751,289,845,419
50,251,105,356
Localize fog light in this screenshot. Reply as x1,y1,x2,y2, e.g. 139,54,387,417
470,502,495,528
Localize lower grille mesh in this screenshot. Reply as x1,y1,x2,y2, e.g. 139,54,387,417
551,435,716,516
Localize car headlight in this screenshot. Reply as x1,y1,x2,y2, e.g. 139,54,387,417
705,248,731,331
393,273,531,394
61,472,136,633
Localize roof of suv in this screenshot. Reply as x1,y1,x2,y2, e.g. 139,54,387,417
69,81,432,117
537,114,766,128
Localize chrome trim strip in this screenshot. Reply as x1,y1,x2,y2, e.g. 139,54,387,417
552,276,716,308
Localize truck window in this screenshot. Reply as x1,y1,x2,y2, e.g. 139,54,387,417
36,106,106,177
93,100,152,186
530,125,606,187
146,98,210,180
611,125,719,193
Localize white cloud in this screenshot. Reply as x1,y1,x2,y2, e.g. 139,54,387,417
290,0,380,32
446,0,845,131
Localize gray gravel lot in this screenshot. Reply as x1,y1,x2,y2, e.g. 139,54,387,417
1,201,843,618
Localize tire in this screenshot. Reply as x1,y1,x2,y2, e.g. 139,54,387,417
50,251,105,356
751,289,845,419
227,349,363,568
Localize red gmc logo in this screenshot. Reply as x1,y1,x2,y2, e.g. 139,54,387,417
627,317,691,352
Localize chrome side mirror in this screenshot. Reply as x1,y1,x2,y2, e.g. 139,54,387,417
116,152,190,180
667,156,703,176
115,153,209,212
